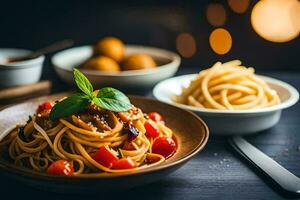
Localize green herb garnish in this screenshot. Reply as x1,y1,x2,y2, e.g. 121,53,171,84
18,126,26,141
27,115,33,123
49,69,132,120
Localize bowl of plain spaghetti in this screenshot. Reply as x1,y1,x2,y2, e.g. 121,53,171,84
153,60,299,135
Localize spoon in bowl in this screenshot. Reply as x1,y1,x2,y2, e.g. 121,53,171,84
6,39,74,63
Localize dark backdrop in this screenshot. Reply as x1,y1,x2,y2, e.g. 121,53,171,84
1,0,299,71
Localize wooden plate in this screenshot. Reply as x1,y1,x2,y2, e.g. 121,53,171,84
0,94,209,193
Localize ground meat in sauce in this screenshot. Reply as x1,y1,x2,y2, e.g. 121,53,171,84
36,110,58,130
118,107,143,122
71,106,116,132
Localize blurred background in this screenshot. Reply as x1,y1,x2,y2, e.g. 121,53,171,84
1,0,299,72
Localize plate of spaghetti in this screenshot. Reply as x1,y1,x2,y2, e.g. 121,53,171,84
153,60,299,134
0,69,208,193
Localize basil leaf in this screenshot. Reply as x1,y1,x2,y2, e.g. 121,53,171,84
93,87,132,112
49,93,90,120
73,68,93,97
93,97,132,112
97,87,130,103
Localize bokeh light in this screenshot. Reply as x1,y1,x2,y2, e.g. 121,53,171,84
227,0,250,14
176,33,197,58
251,0,300,43
206,3,227,27
209,28,232,55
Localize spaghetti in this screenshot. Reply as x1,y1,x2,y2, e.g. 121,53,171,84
0,101,176,176
172,60,280,110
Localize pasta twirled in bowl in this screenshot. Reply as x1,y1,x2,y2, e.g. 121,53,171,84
173,60,280,110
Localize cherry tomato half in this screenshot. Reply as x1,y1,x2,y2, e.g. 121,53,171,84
152,137,176,158
148,112,164,123
47,160,74,176
113,157,136,169
37,102,53,113
92,146,119,168
144,121,160,138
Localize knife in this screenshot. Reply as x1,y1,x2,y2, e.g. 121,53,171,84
229,136,300,195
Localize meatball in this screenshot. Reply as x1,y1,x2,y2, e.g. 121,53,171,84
122,54,156,71
93,37,125,62
83,56,121,72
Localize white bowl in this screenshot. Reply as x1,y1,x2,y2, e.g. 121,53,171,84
153,74,299,135
51,45,181,88
0,49,45,87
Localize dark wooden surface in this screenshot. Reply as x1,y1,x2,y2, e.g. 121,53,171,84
0,61,299,200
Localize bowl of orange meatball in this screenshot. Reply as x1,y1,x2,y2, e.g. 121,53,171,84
52,37,181,88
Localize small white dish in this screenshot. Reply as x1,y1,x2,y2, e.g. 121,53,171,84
52,45,181,88
153,74,299,135
0,49,45,87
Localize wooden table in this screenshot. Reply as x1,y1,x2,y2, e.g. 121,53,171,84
0,62,299,200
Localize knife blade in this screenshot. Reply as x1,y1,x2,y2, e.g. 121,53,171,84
229,136,300,195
